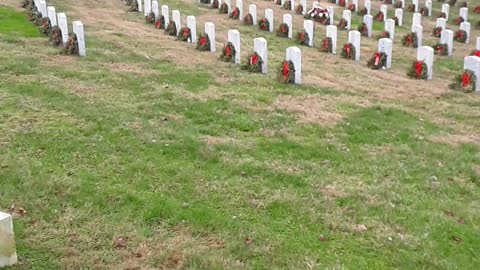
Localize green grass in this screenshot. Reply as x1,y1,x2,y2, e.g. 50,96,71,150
0,6,43,40
1,1,480,269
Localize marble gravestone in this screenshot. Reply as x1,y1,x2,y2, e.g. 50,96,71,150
460,22,471,44
304,20,314,47
73,21,86,57
249,4,257,25
363,14,373,38
348,30,361,61
417,46,434,79
436,18,446,30
172,10,181,35
442,4,449,21
0,212,17,267
385,19,395,41
440,29,454,56
326,25,337,54
47,6,57,26
395,8,403,27
265,9,274,32
205,22,216,52
283,14,293,38
378,38,392,69
187,16,197,43
227,29,241,64
161,5,169,30
327,6,334,25
463,56,480,92
286,46,302,84
254,37,268,73
57,13,69,44
343,10,351,30
413,24,423,48
411,12,421,32
459,7,468,22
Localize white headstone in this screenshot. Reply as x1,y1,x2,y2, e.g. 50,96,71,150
254,37,268,73
225,0,232,14
137,0,143,12
34,0,39,8
413,24,423,48
304,20,314,47
352,0,358,12
283,14,293,38
0,212,17,267
236,0,243,20
343,10,351,30
436,18,447,30
348,30,361,61
417,46,434,79
205,22,216,52
152,1,159,18
286,46,302,84
39,0,47,18
460,22,471,44
73,21,86,57
363,14,373,38
463,56,480,92
57,13,69,44
442,4,449,21
378,38,392,69
365,0,371,15
312,1,320,9
291,0,296,11
476,37,480,50
144,0,152,16
326,25,337,54
380,5,387,22
187,16,197,43
327,6,334,25
459,7,468,22
172,10,181,35
440,29,454,56
47,6,57,26
249,4,257,25
161,5,169,30
281,0,286,6
412,0,418,12
300,0,307,15
227,29,241,64
411,12,421,32
265,9,274,32
399,0,405,8
395,8,403,26
385,19,395,41
425,0,432,16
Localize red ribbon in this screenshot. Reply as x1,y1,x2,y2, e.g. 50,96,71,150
415,61,423,77
155,19,161,28
199,36,207,45
282,61,289,78
300,32,305,40
323,39,329,49
225,45,231,57
374,52,380,66
251,54,258,65
407,34,413,45
183,28,190,37
461,72,471,87
474,50,480,57
345,44,351,56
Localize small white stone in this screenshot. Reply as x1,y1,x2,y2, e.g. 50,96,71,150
286,46,302,84
0,212,17,267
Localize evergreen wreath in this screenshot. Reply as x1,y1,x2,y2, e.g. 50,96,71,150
438,12,446,19
49,26,63,47
358,23,369,37
338,18,348,30
63,33,79,55
229,7,240,19
220,42,236,62
420,7,429,16
165,20,177,36
279,60,295,84
367,52,387,69
358,7,367,16
378,31,390,40
146,11,156,24
28,8,42,26
275,0,282,5
454,29,467,43
243,14,254,25
475,5,480,13
341,43,356,60
258,18,270,31
21,0,34,9
177,27,191,42
155,16,165,29
402,32,418,47
196,33,211,51
407,60,428,80
394,1,403,8
277,23,289,38
243,52,264,73
283,1,292,10
297,31,310,46
295,4,304,15
210,0,219,8
407,4,416,12
433,43,449,55
374,11,384,22
432,26,442,37
347,4,356,12
450,70,476,92
338,0,346,7
454,16,464,25
392,16,399,26
40,17,52,35
320,37,333,53
129,1,139,12
219,3,228,14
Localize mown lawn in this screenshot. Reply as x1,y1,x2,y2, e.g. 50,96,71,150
1,3,480,270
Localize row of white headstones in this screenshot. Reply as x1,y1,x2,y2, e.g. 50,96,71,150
32,0,86,56
139,0,480,87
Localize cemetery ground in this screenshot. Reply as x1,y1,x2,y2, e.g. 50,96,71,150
1,0,480,269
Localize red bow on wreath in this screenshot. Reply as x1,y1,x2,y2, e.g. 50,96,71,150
251,54,258,65
323,39,329,50
345,44,351,56
282,61,290,78
155,19,161,28
183,28,190,37
461,72,471,87
199,36,207,45
458,31,464,39
68,37,74,46
415,61,423,77
374,52,381,66
299,32,305,40
225,45,231,57
473,50,480,57
281,25,287,33
407,34,413,45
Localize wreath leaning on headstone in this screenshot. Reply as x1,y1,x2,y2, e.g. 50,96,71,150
63,33,79,55
258,18,270,31
243,52,264,73
347,4,356,12
21,0,34,9
165,20,177,36
449,70,476,92
297,30,310,46
402,32,418,47
374,11,384,22
367,52,387,70
432,26,442,37
454,29,467,43
177,27,191,42
320,37,333,53
146,11,156,24
49,26,63,47
358,7,368,16
196,33,211,51
220,42,236,63
433,43,449,55
337,18,348,30
420,7,429,16
279,60,296,84
219,3,228,14
229,7,240,19
392,16,399,26
438,12,446,19
277,23,289,38
407,60,428,80
40,17,52,35
27,7,42,26
378,31,390,40
358,23,368,37
282,1,292,10
128,1,139,12
295,4,304,15
394,1,402,8
341,43,356,60
243,14,254,25
454,16,464,25
211,0,219,9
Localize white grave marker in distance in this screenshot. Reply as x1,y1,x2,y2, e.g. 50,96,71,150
300,0,307,15
73,21,86,57
411,12,421,32
137,0,143,13
476,37,480,50
249,4,257,25
47,6,57,26
395,9,403,27
254,37,268,73
460,22,471,44
236,0,243,21
57,13,69,44
463,56,480,92
343,10,351,30
378,38,392,69
225,0,232,14
144,0,152,16
227,29,241,64
161,5,169,30
326,25,337,54
172,10,181,35
436,18,446,30
459,7,468,22
365,0,371,15
187,16,197,43
348,30,361,61
363,14,373,38
39,0,47,18
413,24,423,48
152,1,159,18
441,4,449,21
205,22,216,52
283,14,293,38
352,0,358,12
265,9,274,32
380,5,387,22
425,0,432,16
327,6,334,25
417,46,434,79
0,212,17,267
440,29,453,56
286,46,302,84
385,19,395,41
412,0,418,12
304,20,314,47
